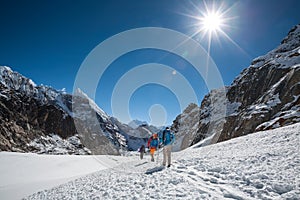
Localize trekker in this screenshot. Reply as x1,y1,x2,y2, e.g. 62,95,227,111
147,133,159,162
162,127,175,167
139,145,146,160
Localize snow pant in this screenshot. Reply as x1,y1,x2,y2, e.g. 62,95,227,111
163,145,172,166
140,151,144,159
150,147,156,162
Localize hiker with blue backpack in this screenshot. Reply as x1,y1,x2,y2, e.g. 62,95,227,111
147,133,159,162
161,127,175,167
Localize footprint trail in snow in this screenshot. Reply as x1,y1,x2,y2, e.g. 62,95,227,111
25,123,300,200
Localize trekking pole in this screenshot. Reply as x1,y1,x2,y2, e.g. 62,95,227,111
156,147,159,164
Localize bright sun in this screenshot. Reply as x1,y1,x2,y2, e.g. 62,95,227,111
202,12,222,32
191,1,231,38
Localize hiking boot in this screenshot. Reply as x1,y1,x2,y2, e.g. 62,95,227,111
167,164,171,168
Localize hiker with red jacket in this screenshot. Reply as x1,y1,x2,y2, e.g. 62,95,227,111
147,133,159,162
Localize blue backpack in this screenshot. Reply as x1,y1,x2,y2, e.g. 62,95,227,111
162,129,174,145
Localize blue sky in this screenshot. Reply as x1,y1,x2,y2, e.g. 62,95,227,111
1,0,300,126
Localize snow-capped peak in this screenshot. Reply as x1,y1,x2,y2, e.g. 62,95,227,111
0,66,13,74
0,66,67,104
249,24,300,70
0,66,37,91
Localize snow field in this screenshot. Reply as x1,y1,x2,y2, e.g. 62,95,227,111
0,153,132,200
23,123,300,199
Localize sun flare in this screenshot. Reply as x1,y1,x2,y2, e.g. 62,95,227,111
187,1,236,41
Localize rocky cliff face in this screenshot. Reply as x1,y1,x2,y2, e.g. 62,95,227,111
174,24,300,149
171,103,200,151
0,67,84,154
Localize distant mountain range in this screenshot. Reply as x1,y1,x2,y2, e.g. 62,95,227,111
1,24,299,155
128,119,148,129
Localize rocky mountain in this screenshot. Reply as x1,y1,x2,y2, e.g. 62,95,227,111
173,24,300,149
0,66,162,154
0,67,127,155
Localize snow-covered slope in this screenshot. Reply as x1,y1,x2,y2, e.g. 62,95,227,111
28,134,91,155
3,122,295,199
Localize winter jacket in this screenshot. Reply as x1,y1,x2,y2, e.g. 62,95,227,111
148,136,158,148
